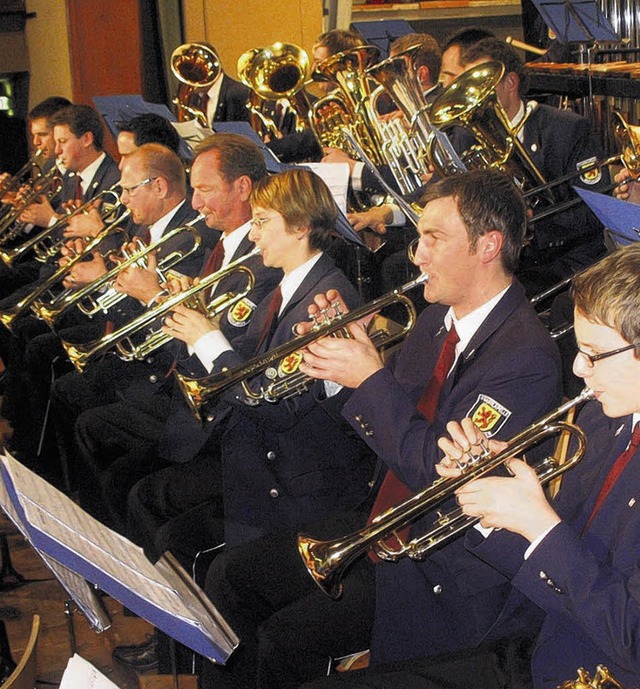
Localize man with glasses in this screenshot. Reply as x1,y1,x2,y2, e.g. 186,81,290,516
300,242,640,689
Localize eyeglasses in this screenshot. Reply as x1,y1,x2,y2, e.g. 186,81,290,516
250,216,272,230
121,177,155,196
576,342,639,368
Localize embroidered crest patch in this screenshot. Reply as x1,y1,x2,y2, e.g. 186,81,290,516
278,350,303,377
577,157,602,185
227,298,256,327
467,394,511,437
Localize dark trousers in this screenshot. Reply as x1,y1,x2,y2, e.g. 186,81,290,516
199,512,375,689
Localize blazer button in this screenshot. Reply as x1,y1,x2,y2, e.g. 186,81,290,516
266,451,276,461
432,584,442,595
269,488,279,498
149,374,158,383
206,414,215,422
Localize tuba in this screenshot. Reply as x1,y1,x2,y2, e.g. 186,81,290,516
174,273,428,420
298,388,594,599
61,248,258,373
429,61,552,203
171,42,221,127
31,214,205,327
238,42,313,138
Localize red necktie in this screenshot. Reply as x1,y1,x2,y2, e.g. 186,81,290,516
202,241,225,277
254,286,282,355
584,422,640,532
75,174,83,201
367,324,460,561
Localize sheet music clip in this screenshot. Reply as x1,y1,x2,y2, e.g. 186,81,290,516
350,20,414,59
529,0,619,44
92,94,193,161
573,186,640,246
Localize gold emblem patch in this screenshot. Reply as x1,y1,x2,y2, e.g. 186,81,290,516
227,298,255,327
278,351,303,376
467,394,511,437
577,157,602,186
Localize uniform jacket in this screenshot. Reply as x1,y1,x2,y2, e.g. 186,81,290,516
218,253,377,547
469,401,640,689
209,74,251,124
347,281,562,666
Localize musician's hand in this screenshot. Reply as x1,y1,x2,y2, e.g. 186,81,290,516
613,167,640,204
63,252,107,288
454,458,560,540
348,206,392,235
435,418,499,478
299,317,383,388
19,195,58,227
64,206,104,237
321,147,357,174
162,303,216,346
58,238,86,267
163,274,194,296
114,251,162,302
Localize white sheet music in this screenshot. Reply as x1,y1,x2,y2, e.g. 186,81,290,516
60,654,120,689
303,162,350,215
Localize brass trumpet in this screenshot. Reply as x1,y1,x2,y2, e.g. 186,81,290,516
0,148,44,200
174,272,429,421
62,248,259,373
0,210,132,333
298,388,594,599
557,665,626,689
31,214,205,326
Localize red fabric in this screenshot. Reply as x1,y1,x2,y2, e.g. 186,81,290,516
367,325,460,561
584,422,640,532
253,286,282,355
202,241,225,277
75,174,83,201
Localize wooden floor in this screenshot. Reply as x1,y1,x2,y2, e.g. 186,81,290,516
0,513,197,688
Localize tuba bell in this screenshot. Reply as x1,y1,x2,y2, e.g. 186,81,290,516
171,42,221,127
238,42,313,138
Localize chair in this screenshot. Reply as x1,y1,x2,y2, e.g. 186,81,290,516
2,614,40,689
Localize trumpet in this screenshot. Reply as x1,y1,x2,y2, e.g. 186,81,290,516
557,665,626,689
0,185,123,267
31,215,205,326
61,248,259,373
175,272,429,421
298,388,594,599
0,149,44,200
0,210,132,333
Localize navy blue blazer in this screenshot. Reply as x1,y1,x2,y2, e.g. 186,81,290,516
350,281,562,666
469,401,640,689
218,253,377,547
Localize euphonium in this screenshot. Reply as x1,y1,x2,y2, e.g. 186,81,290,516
557,666,626,689
238,42,313,138
429,61,552,203
298,387,594,599
171,42,221,127
175,272,429,421
61,248,258,373
0,185,123,267
31,214,205,326
0,209,132,333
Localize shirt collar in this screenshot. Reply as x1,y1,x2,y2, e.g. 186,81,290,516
220,220,252,266
206,74,224,125
148,199,185,243
278,252,323,314
76,151,106,191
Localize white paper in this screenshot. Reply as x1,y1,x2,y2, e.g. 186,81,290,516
302,162,350,216
60,654,120,689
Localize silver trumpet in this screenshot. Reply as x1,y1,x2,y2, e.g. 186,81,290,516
298,387,594,599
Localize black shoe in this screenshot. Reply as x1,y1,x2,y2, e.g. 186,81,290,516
112,634,158,671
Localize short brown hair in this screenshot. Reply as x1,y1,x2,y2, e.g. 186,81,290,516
315,29,364,56
51,104,105,150
571,245,640,355
129,143,186,197
194,133,267,184
462,38,529,95
390,33,441,81
250,168,337,251
420,169,526,274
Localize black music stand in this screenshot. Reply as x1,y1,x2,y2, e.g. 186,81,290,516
530,0,618,44
351,20,413,59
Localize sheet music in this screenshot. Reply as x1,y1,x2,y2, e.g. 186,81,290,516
60,654,120,689
303,162,350,215
171,120,214,152
0,464,110,631
0,453,239,663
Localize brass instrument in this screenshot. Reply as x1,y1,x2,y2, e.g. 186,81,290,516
171,42,221,127
31,214,205,327
298,388,594,599
430,61,552,203
557,666,626,689
62,248,259,373
175,272,429,421
0,186,123,267
0,148,44,200
0,165,63,241
0,210,132,333
238,42,313,138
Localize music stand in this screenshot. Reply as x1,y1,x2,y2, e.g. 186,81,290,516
351,20,414,60
573,186,640,246
529,0,618,43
